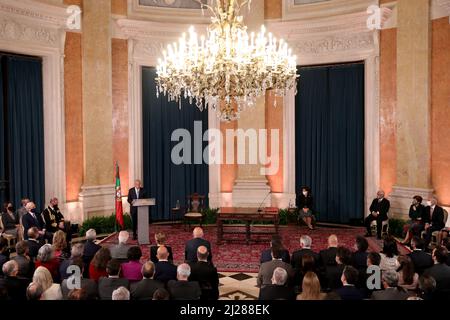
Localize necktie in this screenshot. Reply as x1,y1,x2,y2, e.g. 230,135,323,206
136,188,139,199
430,207,434,220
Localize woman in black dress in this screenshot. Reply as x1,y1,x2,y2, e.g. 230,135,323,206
298,187,315,230
1,202,20,237
402,195,425,245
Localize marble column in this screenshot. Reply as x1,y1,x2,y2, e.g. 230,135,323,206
78,0,115,218
232,1,271,207
389,0,434,218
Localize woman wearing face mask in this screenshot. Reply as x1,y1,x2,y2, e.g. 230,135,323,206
1,202,20,238
402,196,425,245
298,187,315,230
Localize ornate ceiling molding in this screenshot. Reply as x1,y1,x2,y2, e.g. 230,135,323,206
0,0,68,27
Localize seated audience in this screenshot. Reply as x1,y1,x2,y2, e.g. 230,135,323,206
167,263,201,300
150,232,174,263
397,255,419,292
67,288,88,300
319,234,339,269
22,202,49,242
364,190,390,239
35,244,60,281
61,258,98,300
0,237,9,275
110,230,130,260
325,246,352,290
185,227,212,263
371,270,409,300
83,229,101,277
98,259,129,300
26,282,43,301
258,247,294,288
291,235,319,270
295,254,317,288
52,230,69,259
297,272,326,300
131,261,165,300
335,266,363,300
380,236,400,272
417,274,436,300
89,247,111,282
12,241,34,278
402,195,425,245
424,246,450,299
189,246,219,300
423,197,445,247
26,227,43,261
153,288,170,300
362,252,382,298
260,235,290,264
59,243,84,281
259,267,295,300
121,246,143,282
0,260,28,300
443,238,450,266
154,246,177,284
32,266,63,300
112,286,130,301
352,236,369,270
1,202,20,237
408,236,433,275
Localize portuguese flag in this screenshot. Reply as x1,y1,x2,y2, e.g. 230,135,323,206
115,162,124,230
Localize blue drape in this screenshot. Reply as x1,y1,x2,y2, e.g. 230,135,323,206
4,56,45,211
295,63,365,223
142,67,209,221
0,61,5,206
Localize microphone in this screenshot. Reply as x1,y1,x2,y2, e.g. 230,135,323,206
257,191,272,213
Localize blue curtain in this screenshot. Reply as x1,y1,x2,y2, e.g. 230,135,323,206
142,67,209,221
3,55,45,211
295,63,365,223
0,61,5,207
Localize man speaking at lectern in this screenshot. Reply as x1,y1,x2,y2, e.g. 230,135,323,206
128,180,147,240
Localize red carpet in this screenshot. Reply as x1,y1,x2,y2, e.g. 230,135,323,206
100,225,406,273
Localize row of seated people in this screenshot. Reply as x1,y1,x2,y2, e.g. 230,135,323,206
0,227,218,300
257,234,450,300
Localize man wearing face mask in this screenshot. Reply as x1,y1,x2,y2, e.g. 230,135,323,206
423,197,445,248
21,202,46,241
42,198,65,233
364,190,390,239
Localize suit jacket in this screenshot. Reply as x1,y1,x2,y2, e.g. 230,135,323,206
0,276,29,301
83,240,101,278
167,280,201,300
319,247,338,269
59,258,74,281
258,260,294,287
110,243,131,260
150,245,174,263
291,248,319,270
424,263,450,292
335,285,364,300
127,188,147,214
1,211,19,230
41,206,65,232
423,205,445,230
351,251,368,270
12,255,33,278
26,239,42,261
185,238,212,263
324,264,345,290
98,277,130,300
22,212,44,239
369,198,390,220
371,287,409,300
258,284,295,300
130,278,165,300
408,250,433,275
61,278,99,300
189,261,219,300
260,248,290,264
154,261,177,284
0,254,8,276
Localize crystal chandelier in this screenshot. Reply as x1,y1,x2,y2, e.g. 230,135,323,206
156,0,298,122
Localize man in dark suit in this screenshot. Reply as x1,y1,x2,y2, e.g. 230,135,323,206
98,259,129,300
127,180,147,240
82,229,101,278
335,266,364,300
21,202,47,241
185,227,212,263
364,190,390,239
371,270,409,300
131,261,164,300
324,246,352,291
26,227,43,261
424,246,450,298
154,246,177,284
61,258,98,300
167,263,201,300
408,237,433,275
188,246,219,300
291,235,319,270
0,261,28,301
259,267,295,300
319,234,339,269
11,241,34,278
423,197,446,247
258,248,294,288
260,235,290,264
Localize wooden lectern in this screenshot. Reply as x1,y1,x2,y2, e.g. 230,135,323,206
132,198,155,245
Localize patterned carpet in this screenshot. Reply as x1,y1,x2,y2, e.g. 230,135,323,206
100,224,396,273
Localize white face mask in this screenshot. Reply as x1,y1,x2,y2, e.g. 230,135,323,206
303,191,308,196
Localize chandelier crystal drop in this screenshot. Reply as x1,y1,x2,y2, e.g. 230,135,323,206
155,0,298,122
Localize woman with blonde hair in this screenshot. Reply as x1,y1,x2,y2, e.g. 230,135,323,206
32,266,63,300
52,230,68,259
297,272,326,300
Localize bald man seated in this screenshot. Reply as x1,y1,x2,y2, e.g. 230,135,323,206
154,246,177,284
188,246,219,300
185,227,212,264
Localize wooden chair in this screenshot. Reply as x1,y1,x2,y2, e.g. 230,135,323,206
183,193,206,230
0,217,18,250
370,219,389,237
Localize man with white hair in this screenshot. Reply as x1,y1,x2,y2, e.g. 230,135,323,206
110,230,130,260
291,235,319,270
59,243,84,281
21,202,46,240
258,267,295,300
0,260,28,300
257,247,294,288
127,179,147,240
364,190,390,239
185,227,212,263
167,263,201,300
82,229,101,277
319,234,339,269
371,270,409,300
112,286,130,300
